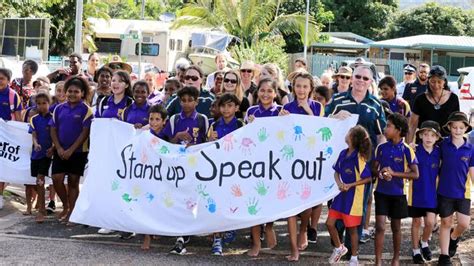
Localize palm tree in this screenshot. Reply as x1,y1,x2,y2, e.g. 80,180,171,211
171,0,320,47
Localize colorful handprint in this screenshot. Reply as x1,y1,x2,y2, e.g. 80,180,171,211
122,193,134,203
276,130,285,142
324,182,336,193
254,180,269,196
293,125,305,141
185,198,197,211
187,155,198,167
131,185,142,197
196,184,210,199
247,197,261,215
240,137,256,155
277,182,290,200
223,133,236,151
141,150,148,163
324,146,334,158
231,184,243,197
150,137,160,147
257,128,269,142
111,180,119,191
298,183,312,200
317,127,332,142
145,192,155,202
206,198,217,213
163,192,174,208
159,145,170,154
306,136,316,149
280,145,294,160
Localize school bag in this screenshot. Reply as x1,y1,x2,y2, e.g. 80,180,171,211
169,113,209,137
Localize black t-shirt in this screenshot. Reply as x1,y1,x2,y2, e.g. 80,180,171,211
402,79,428,109
412,92,460,136
244,82,257,98
237,97,250,119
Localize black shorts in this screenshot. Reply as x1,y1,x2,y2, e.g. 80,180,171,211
437,194,471,218
52,151,88,176
31,157,52,177
374,191,408,219
408,206,437,218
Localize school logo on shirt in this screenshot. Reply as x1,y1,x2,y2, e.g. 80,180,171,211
1,102,8,106
394,156,403,163
118,108,124,117
460,156,469,162
344,168,353,175
74,114,81,119
431,163,439,169
410,87,417,94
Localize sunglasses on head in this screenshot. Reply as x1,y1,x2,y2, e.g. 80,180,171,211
224,78,237,84
240,69,253,73
184,75,199,81
354,75,371,81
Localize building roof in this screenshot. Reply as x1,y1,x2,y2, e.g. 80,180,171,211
311,36,369,49
324,32,374,44
88,18,171,38
370,35,474,51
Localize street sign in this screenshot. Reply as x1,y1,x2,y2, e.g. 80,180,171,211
120,33,139,40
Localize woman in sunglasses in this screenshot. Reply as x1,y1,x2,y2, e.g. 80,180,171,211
221,70,250,119
331,66,352,95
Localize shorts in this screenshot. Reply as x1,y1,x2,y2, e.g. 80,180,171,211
374,191,408,219
328,209,362,228
437,194,471,218
31,157,52,177
408,206,437,218
52,151,88,176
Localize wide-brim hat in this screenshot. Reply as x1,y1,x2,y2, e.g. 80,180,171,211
442,111,472,133
240,60,259,76
332,66,353,79
106,61,132,74
416,120,442,139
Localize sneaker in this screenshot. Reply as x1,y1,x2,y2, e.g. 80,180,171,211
369,227,376,239
120,232,136,240
307,227,317,244
421,245,432,261
183,235,191,244
328,245,348,263
412,253,424,264
97,228,115,234
222,230,236,244
438,254,452,266
170,238,187,255
46,200,56,215
349,257,359,266
211,238,223,256
448,229,459,257
359,231,371,243
0,196,3,210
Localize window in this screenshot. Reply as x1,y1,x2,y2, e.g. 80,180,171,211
169,39,175,51
389,52,404,60
135,43,159,56
95,38,121,54
450,57,464,76
177,40,182,51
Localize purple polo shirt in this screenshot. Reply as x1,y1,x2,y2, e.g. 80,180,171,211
332,148,371,216
50,101,93,153
28,113,53,160
0,86,22,121
385,97,411,117
148,91,164,106
208,117,244,139
409,145,440,208
375,140,418,196
283,99,324,116
96,95,132,119
438,137,474,199
122,103,150,126
161,110,208,145
244,103,282,122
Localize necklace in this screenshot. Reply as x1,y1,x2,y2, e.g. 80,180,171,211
432,90,444,110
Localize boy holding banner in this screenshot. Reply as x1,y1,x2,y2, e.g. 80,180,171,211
0,68,23,210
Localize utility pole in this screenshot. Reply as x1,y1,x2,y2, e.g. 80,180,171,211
303,0,310,61
138,0,145,78
74,0,84,53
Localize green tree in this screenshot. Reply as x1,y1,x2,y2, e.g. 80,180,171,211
382,2,474,39
321,0,397,40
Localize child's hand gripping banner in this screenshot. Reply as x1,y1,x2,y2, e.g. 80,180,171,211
71,115,358,236
0,119,36,184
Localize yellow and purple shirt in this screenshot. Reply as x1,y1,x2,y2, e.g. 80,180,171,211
121,102,150,126
0,86,22,121
283,99,324,116
28,113,53,160
408,145,440,208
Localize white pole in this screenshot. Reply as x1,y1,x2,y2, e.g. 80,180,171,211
74,0,83,53
303,0,310,60
138,0,145,78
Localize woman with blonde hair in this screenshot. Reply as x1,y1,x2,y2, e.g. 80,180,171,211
250,63,290,105
221,70,250,119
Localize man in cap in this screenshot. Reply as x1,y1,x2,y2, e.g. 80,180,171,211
402,63,430,109
396,64,417,97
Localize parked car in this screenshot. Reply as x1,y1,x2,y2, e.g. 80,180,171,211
458,67,474,99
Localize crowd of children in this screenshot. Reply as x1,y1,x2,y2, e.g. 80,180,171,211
0,54,472,265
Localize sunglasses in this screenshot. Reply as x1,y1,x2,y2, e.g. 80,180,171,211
354,75,371,81
404,72,414,75
339,75,351,80
240,69,253,73
184,75,199,81
224,78,238,84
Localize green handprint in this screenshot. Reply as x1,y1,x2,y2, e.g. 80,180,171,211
122,193,133,203
196,184,210,199
317,127,332,142
111,180,119,191
163,192,174,208
280,145,294,160
159,145,170,154
254,180,269,196
257,128,269,142
247,197,261,215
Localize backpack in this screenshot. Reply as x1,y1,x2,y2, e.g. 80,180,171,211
169,113,209,137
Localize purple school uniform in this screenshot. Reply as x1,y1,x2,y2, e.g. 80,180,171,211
283,99,324,116
244,103,282,122
386,97,411,117
50,101,93,153
29,113,53,160
122,102,150,126
161,110,208,145
375,140,418,196
409,145,440,208
208,117,244,139
0,86,22,121
96,95,132,119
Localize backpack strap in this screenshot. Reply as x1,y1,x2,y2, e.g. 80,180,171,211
8,88,16,120
97,95,109,117
197,113,209,134
170,114,178,136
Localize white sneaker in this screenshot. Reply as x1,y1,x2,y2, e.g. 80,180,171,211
329,245,348,263
97,228,115,234
349,257,359,266
0,196,3,210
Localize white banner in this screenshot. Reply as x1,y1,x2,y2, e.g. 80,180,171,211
71,115,358,236
0,119,36,185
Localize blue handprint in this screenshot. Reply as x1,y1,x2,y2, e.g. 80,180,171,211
178,146,187,156
323,183,336,193
293,125,305,141
324,146,333,158
145,192,154,202
206,198,217,213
